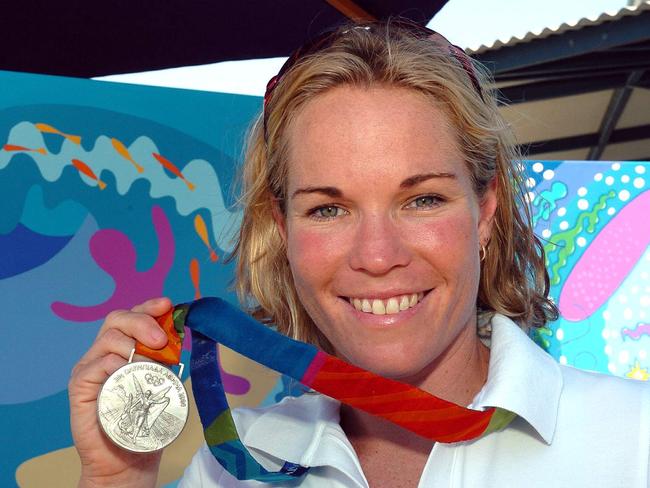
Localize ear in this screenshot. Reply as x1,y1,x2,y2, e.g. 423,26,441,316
271,197,288,243
478,178,498,246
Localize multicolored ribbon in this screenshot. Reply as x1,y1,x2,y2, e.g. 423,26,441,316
144,297,514,482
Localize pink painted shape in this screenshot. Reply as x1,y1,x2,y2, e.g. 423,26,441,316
559,190,650,322
215,345,251,395
51,206,174,322
622,323,650,340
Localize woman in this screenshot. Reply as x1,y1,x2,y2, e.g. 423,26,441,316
70,21,650,487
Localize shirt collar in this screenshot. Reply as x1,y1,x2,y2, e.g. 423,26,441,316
237,393,367,486
470,313,562,444
238,392,340,462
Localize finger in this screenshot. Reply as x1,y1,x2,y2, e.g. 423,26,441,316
103,309,168,346
71,352,128,391
72,349,168,396
94,297,171,341
86,312,168,364
131,297,172,316
81,327,137,366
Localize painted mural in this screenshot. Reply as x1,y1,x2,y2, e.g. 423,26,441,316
0,70,648,487
0,70,274,487
528,160,650,380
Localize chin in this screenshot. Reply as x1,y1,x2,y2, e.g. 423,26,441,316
338,346,432,382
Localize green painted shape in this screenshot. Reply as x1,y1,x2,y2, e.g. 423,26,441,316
205,408,240,446
531,326,553,351
532,181,568,226
544,190,615,285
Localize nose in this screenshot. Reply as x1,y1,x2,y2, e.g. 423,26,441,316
348,213,412,275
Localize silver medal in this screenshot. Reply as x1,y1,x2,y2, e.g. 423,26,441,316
97,351,188,453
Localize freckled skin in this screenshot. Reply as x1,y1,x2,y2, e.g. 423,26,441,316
275,86,497,392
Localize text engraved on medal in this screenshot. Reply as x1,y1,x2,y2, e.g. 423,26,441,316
98,362,188,452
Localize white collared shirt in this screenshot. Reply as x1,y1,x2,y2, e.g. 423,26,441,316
179,314,650,487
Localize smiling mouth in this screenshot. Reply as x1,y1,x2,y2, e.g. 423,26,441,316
347,292,426,316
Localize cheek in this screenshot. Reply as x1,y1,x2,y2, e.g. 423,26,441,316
405,214,477,256
286,226,348,288
403,214,481,296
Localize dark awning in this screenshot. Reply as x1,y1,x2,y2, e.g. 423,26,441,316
1,0,446,78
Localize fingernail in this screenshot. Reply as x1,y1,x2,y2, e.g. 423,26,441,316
151,327,166,342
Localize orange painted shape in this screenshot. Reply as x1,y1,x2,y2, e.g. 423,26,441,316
190,258,201,299
65,134,82,145
3,144,47,154
152,152,195,190
4,144,26,151
111,138,144,173
34,122,61,134
193,215,218,262
71,158,107,190
35,122,81,144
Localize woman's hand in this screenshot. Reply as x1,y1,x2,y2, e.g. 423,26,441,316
69,297,172,488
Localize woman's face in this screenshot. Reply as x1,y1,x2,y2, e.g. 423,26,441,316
277,86,496,381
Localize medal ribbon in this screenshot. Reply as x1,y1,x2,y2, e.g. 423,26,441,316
139,297,515,482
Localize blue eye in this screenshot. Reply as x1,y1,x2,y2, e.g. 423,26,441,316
310,205,346,219
406,195,442,209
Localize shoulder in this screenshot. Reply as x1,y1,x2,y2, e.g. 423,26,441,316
559,364,650,409
555,365,650,456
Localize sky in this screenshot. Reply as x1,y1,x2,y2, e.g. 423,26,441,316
96,0,631,96
429,0,627,49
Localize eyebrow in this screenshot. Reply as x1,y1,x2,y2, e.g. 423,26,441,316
291,172,457,200
291,186,342,199
400,172,457,189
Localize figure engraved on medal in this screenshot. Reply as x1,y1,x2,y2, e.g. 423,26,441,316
97,361,188,452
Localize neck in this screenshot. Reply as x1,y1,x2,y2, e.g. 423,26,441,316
409,319,490,405
339,322,490,487
340,321,490,442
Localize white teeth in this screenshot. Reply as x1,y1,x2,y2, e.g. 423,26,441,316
385,297,399,314
371,299,386,315
350,292,425,316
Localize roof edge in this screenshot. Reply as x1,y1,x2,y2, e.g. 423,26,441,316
468,1,650,55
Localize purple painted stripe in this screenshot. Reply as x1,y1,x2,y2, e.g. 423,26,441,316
300,350,328,387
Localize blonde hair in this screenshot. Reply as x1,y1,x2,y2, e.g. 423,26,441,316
232,21,557,349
